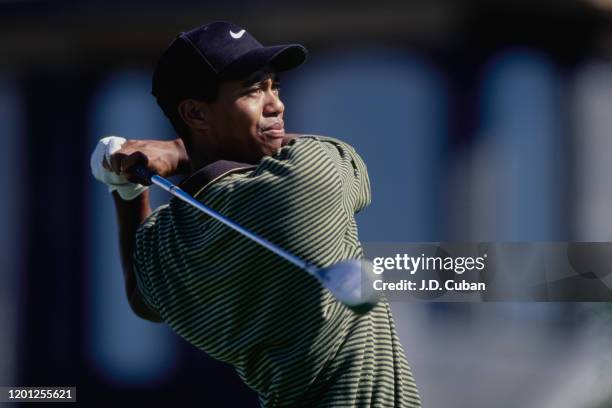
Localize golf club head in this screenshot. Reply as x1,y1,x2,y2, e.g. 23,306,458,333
316,259,381,313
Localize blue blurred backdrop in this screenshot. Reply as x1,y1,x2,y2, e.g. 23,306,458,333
2,1,612,407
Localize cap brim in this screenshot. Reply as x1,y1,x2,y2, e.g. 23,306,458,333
220,44,308,80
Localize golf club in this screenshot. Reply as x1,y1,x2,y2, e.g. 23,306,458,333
135,167,381,313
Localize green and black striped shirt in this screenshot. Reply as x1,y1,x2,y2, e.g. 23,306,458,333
134,135,421,407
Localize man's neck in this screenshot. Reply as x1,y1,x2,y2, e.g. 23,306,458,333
184,132,226,173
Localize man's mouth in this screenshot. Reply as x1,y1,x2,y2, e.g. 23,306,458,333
260,122,285,138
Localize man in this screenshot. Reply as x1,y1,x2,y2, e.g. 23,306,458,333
91,21,421,407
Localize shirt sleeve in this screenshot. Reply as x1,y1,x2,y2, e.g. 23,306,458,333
132,206,168,314
132,136,371,370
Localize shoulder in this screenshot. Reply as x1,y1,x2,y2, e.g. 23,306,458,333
291,135,369,188
210,135,360,188
210,134,371,211
294,135,366,171
286,134,361,158
198,134,368,194
259,134,365,179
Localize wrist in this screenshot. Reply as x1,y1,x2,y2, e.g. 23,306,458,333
112,189,151,215
90,136,149,201
114,183,149,201
173,138,191,175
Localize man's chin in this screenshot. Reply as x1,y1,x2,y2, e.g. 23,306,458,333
260,137,284,155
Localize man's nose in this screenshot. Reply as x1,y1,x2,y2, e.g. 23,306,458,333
264,90,284,116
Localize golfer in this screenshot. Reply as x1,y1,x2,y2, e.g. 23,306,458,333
91,21,421,407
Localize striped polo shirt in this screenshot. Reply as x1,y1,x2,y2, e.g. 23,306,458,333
133,135,421,407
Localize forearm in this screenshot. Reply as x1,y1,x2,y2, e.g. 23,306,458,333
113,189,150,291
92,136,189,322
112,190,161,322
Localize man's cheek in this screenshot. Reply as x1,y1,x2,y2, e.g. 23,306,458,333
234,111,259,135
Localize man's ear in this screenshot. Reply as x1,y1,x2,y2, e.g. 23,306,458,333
178,99,210,130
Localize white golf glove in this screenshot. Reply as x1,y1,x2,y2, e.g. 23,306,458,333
90,136,148,200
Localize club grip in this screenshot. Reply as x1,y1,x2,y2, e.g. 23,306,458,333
134,166,157,183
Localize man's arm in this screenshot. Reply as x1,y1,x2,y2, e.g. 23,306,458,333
112,190,162,322
95,137,190,322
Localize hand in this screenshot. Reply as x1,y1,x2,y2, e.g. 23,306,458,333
105,138,190,183
91,136,189,200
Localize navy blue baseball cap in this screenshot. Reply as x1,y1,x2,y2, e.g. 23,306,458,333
152,21,307,104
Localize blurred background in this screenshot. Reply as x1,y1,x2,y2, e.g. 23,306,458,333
2,0,612,406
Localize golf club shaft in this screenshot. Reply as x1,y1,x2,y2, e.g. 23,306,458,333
142,169,317,275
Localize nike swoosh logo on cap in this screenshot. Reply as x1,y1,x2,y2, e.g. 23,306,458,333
230,29,246,39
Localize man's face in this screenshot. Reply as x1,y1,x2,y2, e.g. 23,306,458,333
205,71,285,164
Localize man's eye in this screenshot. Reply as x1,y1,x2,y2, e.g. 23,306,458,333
247,88,263,96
